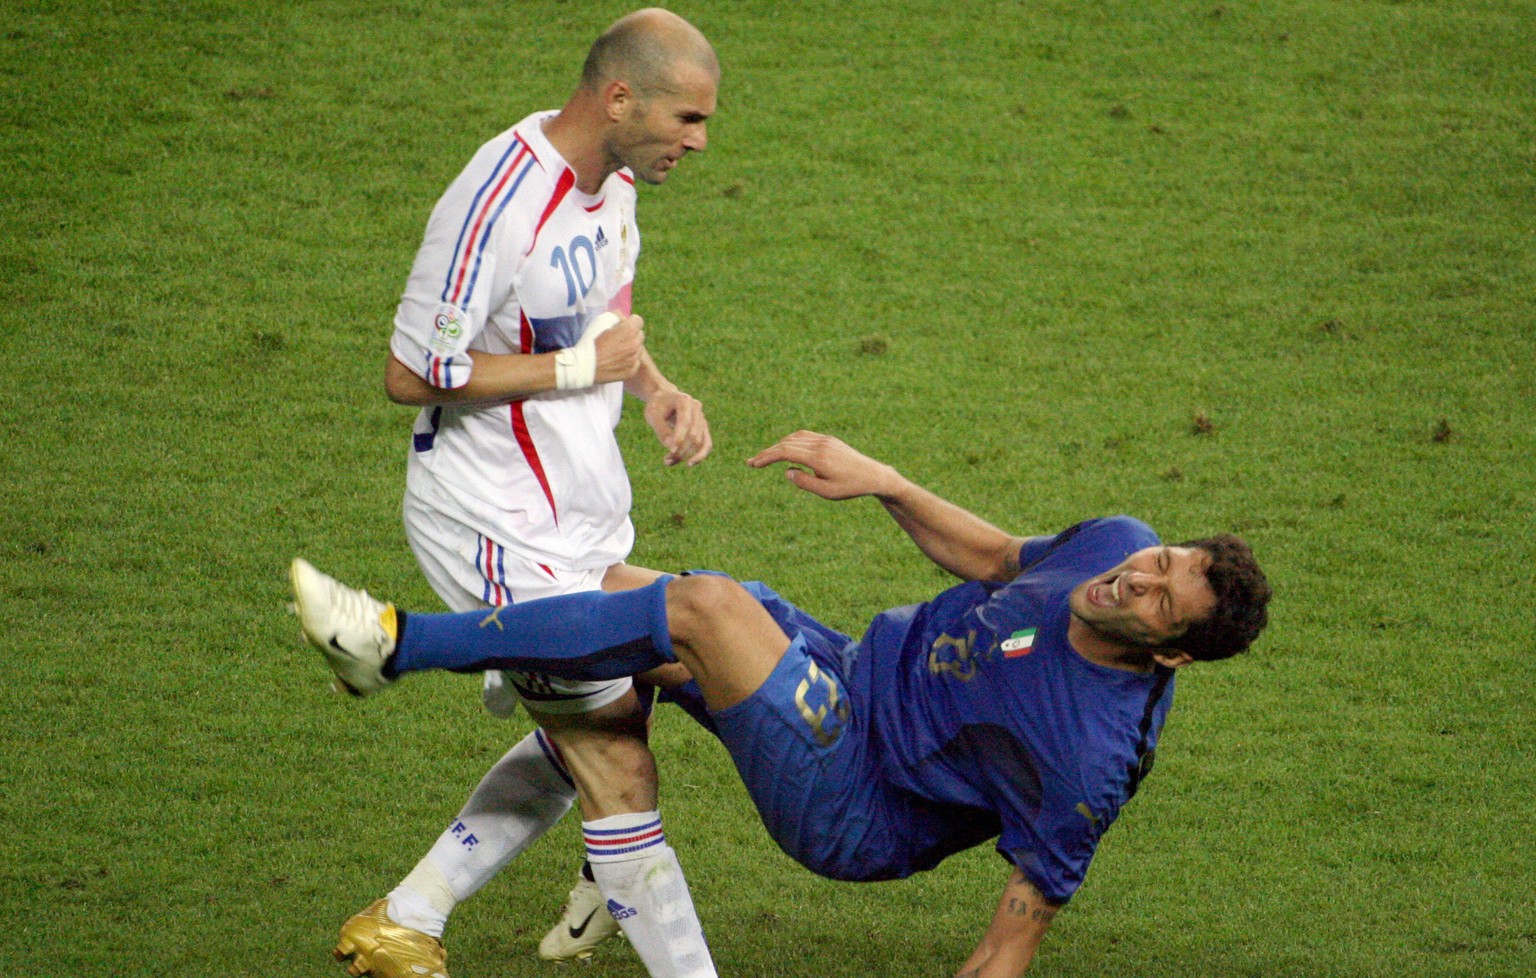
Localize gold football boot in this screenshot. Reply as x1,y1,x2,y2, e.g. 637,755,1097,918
334,899,448,978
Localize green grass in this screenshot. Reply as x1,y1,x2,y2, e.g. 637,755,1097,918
3,1,1534,975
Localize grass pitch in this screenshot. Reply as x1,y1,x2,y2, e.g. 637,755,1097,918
2,1,1533,976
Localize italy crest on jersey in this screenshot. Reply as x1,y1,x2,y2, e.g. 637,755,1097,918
1001,628,1037,658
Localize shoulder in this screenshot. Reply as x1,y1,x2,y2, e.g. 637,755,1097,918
447,117,559,196
1086,515,1158,549
1060,515,1158,556
427,125,564,245
602,169,640,214
1014,516,1157,575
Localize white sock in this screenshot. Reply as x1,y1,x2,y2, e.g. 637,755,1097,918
388,729,576,937
585,812,717,978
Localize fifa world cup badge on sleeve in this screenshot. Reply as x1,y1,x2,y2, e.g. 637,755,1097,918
430,303,469,355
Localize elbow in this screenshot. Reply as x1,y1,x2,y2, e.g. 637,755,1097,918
981,538,1026,584
385,380,423,406
384,357,431,406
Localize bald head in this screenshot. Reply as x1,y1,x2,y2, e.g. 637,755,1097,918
581,7,718,97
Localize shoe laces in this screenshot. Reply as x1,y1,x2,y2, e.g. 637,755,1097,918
331,581,388,638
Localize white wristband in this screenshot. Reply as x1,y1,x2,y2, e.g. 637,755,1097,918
555,312,623,391
554,342,597,390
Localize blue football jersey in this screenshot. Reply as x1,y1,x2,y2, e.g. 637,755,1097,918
850,515,1175,902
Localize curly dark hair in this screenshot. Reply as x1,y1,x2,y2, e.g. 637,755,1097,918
1173,534,1272,661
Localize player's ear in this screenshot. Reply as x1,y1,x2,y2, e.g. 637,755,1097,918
1151,649,1195,670
603,79,636,122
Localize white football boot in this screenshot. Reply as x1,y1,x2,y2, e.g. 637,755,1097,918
290,558,397,696
538,872,623,962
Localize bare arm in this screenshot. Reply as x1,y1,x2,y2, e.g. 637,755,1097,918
875,471,1025,584
746,431,1025,583
623,344,712,468
385,349,553,407
953,869,1060,978
384,320,647,408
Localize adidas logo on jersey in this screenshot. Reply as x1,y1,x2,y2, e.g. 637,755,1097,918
594,226,609,250
606,898,637,921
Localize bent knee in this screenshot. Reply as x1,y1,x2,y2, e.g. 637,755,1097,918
667,573,755,631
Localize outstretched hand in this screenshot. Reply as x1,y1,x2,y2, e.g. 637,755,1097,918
746,430,900,500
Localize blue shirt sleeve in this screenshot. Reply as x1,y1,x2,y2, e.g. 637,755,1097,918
1015,519,1096,574
996,796,1107,904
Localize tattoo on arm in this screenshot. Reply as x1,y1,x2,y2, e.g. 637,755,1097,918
1005,869,1060,924
1005,897,1058,925
1001,545,1022,579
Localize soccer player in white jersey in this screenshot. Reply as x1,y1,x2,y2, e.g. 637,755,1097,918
328,10,720,978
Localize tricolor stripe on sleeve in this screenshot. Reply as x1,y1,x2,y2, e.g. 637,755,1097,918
440,134,540,308
425,349,464,389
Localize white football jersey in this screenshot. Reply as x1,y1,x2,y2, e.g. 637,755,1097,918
391,112,641,572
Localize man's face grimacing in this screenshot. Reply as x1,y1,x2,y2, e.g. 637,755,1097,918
1069,545,1218,650
611,63,716,185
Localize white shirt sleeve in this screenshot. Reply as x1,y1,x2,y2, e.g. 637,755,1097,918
390,131,535,389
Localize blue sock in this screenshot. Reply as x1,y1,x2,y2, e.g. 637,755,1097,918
387,576,675,680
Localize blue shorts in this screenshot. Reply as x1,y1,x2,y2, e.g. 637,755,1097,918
707,580,916,882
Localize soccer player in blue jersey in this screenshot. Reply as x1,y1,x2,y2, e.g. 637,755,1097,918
294,430,1271,978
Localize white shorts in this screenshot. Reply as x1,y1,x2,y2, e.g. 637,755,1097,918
402,490,633,717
